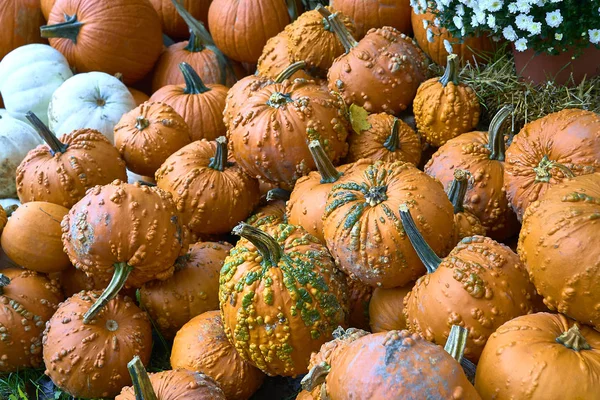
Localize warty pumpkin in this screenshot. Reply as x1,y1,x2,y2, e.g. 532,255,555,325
519,173,600,330
43,291,153,399
425,105,520,240
48,72,137,142
0,44,73,125
228,74,349,190
51,264,135,298
150,0,212,40
61,180,189,323
207,0,290,63
117,355,227,400
114,101,192,177
368,284,413,333
448,169,487,241
40,0,163,84
16,113,127,208
327,14,428,115
219,222,348,376
256,33,316,81
504,109,600,220
413,53,481,147
150,62,228,142
139,241,232,339
322,159,455,289
0,0,45,60
0,268,62,373
152,0,243,91
411,9,497,66
156,136,260,237
287,140,350,242
475,313,600,400
247,188,289,228
303,326,480,399
346,109,422,165
400,205,537,361
171,311,265,400
1,201,70,273
330,0,412,39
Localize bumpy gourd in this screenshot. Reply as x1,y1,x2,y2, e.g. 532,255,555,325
447,169,487,241
413,53,481,147
256,33,316,81
323,159,455,288
246,189,289,228
400,206,537,361
219,222,348,376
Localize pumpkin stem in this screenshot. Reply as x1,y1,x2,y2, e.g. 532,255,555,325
184,31,205,52
138,180,157,187
127,356,158,400
364,186,388,207
208,136,232,171
318,8,357,53
533,155,576,183
232,223,283,266
439,54,459,87
383,118,402,152
267,92,293,108
316,5,332,31
309,140,343,184
556,324,592,351
0,274,10,295
300,361,330,392
135,116,150,131
399,204,442,273
179,62,210,94
40,14,84,43
487,105,513,161
444,325,468,363
266,188,291,202
447,169,470,214
83,263,134,324
286,0,300,21
460,358,477,384
25,112,68,155
274,61,307,83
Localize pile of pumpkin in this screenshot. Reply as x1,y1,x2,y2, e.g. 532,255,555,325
1,0,599,399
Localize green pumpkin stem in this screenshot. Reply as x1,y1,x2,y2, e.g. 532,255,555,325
275,61,307,83
184,31,205,52
309,140,343,184
0,274,10,295
135,116,150,131
383,119,402,152
300,361,330,392
232,223,283,266
179,62,210,94
208,136,231,171
439,54,459,86
40,14,83,43
444,325,468,362
533,155,576,183
399,204,442,273
488,105,513,161
138,181,157,187
556,324,591,351
286,0,300,21
318,8,357,53
447,169,470,214
316,5,332,31
26,112,68,155
266,188,291,202
127,356,158,400
83,263,134,324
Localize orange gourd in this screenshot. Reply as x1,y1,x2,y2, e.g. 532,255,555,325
346,278,373,331
0,0,45,60
0,206,7,235
41,0,56,20
149,0,212,40
246,188,288,228
368,284,413,333
330,0,412,39
447,169,487,241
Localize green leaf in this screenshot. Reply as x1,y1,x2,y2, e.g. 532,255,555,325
349,104,372,134
17,386,27,400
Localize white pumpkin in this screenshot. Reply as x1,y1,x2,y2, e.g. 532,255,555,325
48,72,136,143
0,44,73,125
0,114,42,198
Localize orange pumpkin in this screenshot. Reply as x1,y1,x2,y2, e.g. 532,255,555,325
425,105,520,240
504,109,600,221
246,189,288,228
1,201,70,273
16,112,127,208
171,311,265,400
330,0,412,39
41,0,56,20
128,87,150,106
411,9,497,66
447,169,487,241
256,32,317,81
322,159,455,289
149,0,212,40
51,264,136,298
413,53,481,147
139,241,232,339
346,111,422,165
400,207,537,362
368,284,413,333
0,0,45,60
346,278,373,331
475,313,600,400
40,0,163,84
150,62,228,142
114,101,192,177
207,0,290,63
327,14,428,115
0,206,7,235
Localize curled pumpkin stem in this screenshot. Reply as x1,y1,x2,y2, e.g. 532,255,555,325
274,61,307,83
533,155,576,183
309,140,343,184
399,204,442,273
301,361,331,392
26,112,69,155
383,118,402,152
232,223,283,266
179,62,210,94
439,54,459,87
83,262,134,324
556,324,591,351
487,105,513,161
127,356,158,400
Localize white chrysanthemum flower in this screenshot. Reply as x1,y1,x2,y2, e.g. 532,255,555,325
545,10,563,28
471,14,480,27
476,10,487,24
453,15,464,29
422,19,429,29
555,32,563,40
486,0,504,11
528,22,542,36
503,25,518,41
516,14,533,30
456,4,465,16
444,40,454,54
590,29,600,44
516,0,532,13
487,15,498,30
418,0,427,10
514,37,528,51
427,28,435,42
508,2,519,12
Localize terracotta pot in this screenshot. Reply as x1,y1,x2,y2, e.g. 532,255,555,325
512,45,600,85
